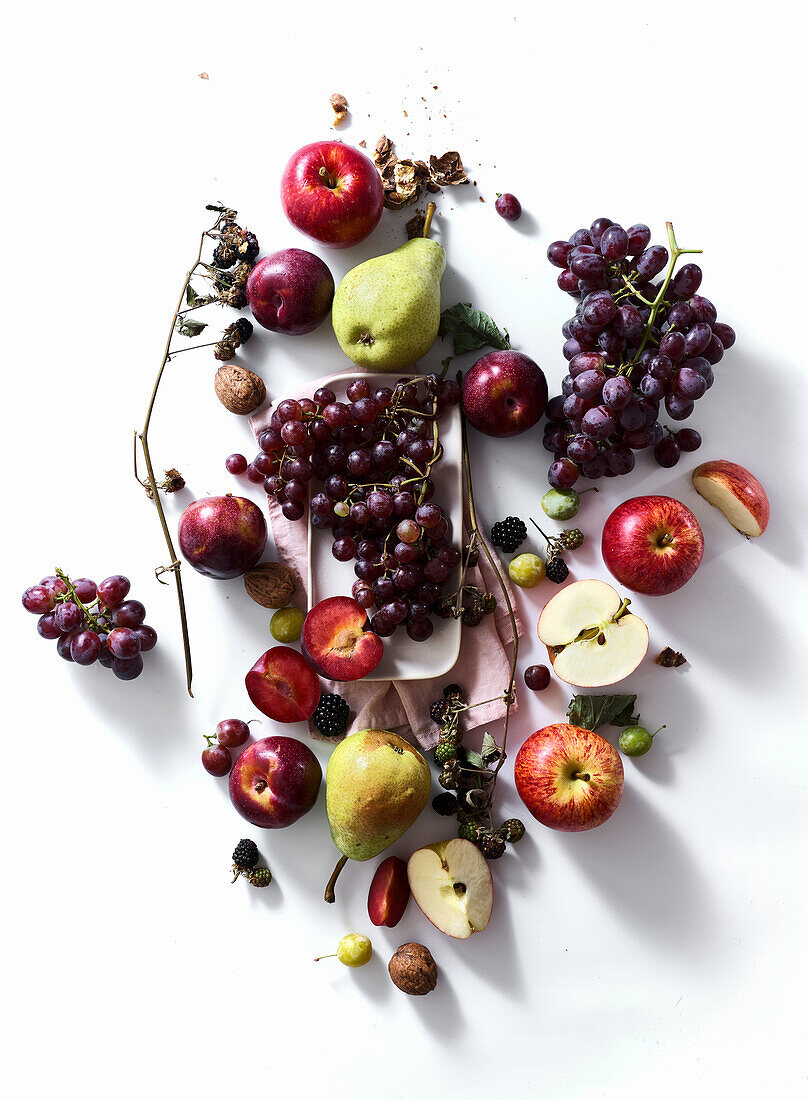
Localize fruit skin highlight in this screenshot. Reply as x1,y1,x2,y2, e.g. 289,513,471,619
515,723,624,831
601,495,704,595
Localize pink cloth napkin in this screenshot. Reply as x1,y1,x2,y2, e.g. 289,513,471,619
250,384,524,751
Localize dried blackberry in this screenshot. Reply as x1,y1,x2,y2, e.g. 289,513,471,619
311,693,350,737
430,699,448,723
490,516,527,554
499,818,526,843
479,833,507,860
213,241,238,269
233,317,254,343
432,793,459,816
442,683,464,700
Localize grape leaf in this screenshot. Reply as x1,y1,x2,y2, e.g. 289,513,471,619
566,694,639,731
462,749,484,769
175,317,207,338
439,302,511,356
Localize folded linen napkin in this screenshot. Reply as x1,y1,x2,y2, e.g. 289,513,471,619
250,388,524,750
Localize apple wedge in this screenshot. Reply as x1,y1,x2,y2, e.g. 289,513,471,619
407,839,493,939
537,579,648,688
692,460,770,537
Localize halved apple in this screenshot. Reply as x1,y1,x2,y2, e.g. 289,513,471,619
537,579,648,688
301,596,383,681
407,839,493,939
692,460,770,537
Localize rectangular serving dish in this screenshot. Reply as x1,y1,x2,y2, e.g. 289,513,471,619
307,372,463,681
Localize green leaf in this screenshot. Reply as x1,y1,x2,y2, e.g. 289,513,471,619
463,749,484,769
185,283,201,305
566,694,639,731
175,317,207,338
439,302,511,356
480,732,499,762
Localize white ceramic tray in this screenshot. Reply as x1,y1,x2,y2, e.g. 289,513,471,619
307,372,463,681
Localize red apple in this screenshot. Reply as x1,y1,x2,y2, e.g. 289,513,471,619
461,351,548,438
301,596,383,681
178,495,267,580
246,249,334,335
280,142,384,249
367,856,410,928
692,460,770,537
245,646,321,723
601,494,704,596
514,723,624,832
229,736,322,828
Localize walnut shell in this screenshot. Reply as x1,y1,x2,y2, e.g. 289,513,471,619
243,562,297,609
214,364,266,415
388,943,438,996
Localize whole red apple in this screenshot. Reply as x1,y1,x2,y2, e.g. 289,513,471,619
246,249,334,335
280,142,384,248
461,351,548,437
229,736,322,828
178,495,267,580
514,723,624,831
245,646,321,723
601,494,704,596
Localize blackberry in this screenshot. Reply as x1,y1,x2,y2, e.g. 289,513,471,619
559,529,584,551
545,556,569,584
232,838,259,870
311,693,350,738
443,683,464,700
234,317,254,343
212,241,238,269
479,833,507,860
490,516,527,554
499,818,526,843
430,699,448,723
236,230,260,264
457,821,482,842
432,792,459,816
248,867,272,888
434,742,457,765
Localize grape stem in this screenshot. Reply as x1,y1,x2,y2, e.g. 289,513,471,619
623,222,703,373
54,568,108,634
133,204,238,698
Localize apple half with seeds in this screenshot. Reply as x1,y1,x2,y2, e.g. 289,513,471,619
537,579,648,688
691,460,770,537
407,839,493,939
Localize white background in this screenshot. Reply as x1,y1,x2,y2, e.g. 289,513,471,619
3,3,806,1097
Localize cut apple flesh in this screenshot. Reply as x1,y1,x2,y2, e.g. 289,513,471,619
407,840,493,939
538,579,648,688
692,469,767,537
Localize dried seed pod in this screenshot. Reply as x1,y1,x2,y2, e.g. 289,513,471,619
243,562,297,609
388,943,438,996
214,364,266,415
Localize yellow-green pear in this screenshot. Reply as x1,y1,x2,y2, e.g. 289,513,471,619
324,727,430,902
331,203,445,371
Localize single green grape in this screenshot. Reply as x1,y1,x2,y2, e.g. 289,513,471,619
270,606,304,643
619,726,654,757
315,933,373,967
541,488,580,520
508,553,546,588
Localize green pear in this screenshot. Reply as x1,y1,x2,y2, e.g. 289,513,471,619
331,203,445,371
324,727,430,902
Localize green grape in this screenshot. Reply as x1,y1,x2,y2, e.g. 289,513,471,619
270,607,305,643
541,488,580,520
508,553,546,588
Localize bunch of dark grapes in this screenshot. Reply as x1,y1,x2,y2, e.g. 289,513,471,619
544,218,736,485
22,571,157,680
243,375,462,642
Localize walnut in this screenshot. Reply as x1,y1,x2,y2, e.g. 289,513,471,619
405,210,426,239
656,647,687,668
388,943,438,996
214,364,266,415
429,151,468,187
330,93,348,125
243,563,297,609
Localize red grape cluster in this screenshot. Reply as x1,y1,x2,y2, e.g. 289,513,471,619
242,375,462,642
22,571,157,680
544,218,736,485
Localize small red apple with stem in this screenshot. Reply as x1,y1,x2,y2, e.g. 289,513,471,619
601,494,704,596
461,350,548,438
229,736,322,828
515,723,624,831
280,142,384,248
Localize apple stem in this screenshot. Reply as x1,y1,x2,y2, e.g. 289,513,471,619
652,725,667,738
573,772,591,782
324,854,349,904
658,533,674,548
318,165,337,189
422,202,436,238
